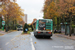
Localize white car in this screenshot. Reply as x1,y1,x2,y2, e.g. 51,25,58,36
17,25,23,31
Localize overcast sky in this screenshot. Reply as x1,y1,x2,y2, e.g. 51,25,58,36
16,0,44,24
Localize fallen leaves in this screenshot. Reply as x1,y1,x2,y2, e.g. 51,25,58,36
34,42,36,44
14,46,18,48
0,33,4,36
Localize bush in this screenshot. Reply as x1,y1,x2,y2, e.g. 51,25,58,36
28,27,32,31
23,23,28,32
31,25,33,31
72,25,75,28
28,25,33,31
27,31,30,34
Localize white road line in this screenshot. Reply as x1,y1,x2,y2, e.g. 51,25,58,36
0,48,1,50
5,42,9,45
30,38,35,50
11,37,16,41
31,32,34,36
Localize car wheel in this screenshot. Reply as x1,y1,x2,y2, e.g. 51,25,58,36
18,29,19,31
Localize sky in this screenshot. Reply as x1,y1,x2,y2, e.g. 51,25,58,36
16,0,45,24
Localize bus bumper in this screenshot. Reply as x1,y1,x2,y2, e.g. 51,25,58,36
34,31,52,36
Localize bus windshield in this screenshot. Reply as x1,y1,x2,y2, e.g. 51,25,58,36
39,20,46,30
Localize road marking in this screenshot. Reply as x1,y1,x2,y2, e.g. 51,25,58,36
31,32,34,36
30,38,35,50
0,48,1,50
11,37,16,41
5,42,9,45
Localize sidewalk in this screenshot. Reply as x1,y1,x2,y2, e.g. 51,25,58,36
0,30,17,36
0,31,8,34
55,34,75,40
0,30,7,36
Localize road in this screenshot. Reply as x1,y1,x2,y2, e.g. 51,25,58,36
0,31,75,50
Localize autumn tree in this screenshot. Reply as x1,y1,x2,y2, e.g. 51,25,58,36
43,0,59,29
43,0,75,29
43,0,52,18
0,0,25,30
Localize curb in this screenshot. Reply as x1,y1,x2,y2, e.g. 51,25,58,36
55,34,75,40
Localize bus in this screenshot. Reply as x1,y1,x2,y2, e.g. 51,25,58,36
34,19,53,38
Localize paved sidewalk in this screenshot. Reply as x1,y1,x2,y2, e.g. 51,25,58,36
0,31,7,34
55,34,75,40
0,30,17,36
0,30,7,36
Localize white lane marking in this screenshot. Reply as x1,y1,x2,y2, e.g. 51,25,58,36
5,42,9,45
0,48,1,50
30,38,35,50
31,32,34,36
11,37,16,41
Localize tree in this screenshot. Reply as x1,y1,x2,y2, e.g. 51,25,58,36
43,0,75,30
0,0,25,30
23,23,28,33
46,1,58,19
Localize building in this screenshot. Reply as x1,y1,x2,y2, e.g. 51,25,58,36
21,14,27,23
25,14,27,23
17,14,27,26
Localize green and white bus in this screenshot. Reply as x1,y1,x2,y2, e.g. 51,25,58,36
34,19,53,38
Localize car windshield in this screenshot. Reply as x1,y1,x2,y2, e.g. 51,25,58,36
17,25,23,28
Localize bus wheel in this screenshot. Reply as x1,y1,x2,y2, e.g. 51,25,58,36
47,36,51,38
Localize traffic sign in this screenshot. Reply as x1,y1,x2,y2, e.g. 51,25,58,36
2,21,5,25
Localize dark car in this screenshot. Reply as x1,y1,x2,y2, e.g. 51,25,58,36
57,30,61,33
54,29,61,33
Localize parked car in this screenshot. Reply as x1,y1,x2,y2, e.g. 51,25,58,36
54,29,61,33
17,25,23,31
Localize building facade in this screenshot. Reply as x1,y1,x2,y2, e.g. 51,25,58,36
21,14,27,23
25,14,27,23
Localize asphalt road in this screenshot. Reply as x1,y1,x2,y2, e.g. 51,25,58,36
0,31,75,50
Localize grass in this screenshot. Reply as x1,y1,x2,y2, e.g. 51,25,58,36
22,31,30,35
27,31,30,34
